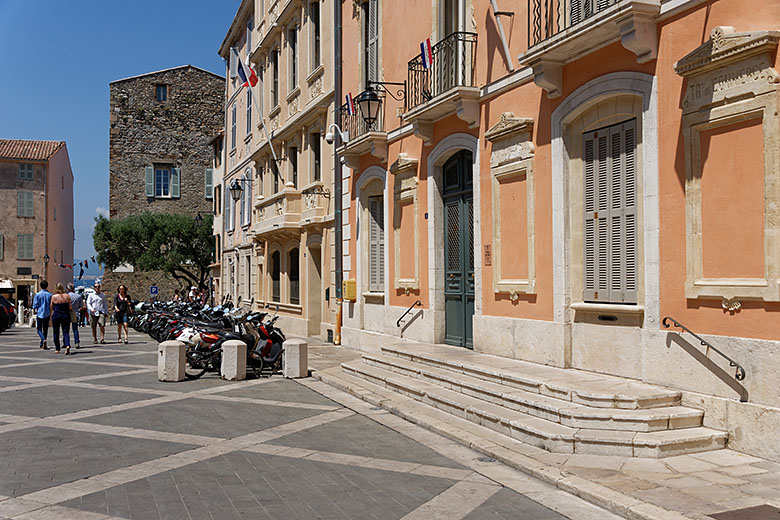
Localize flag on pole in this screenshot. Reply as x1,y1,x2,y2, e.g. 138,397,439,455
420,38,433,69
84,259,88,268
90,255,96,263
346,93,355,116
236,57,258,87
79,265,84,280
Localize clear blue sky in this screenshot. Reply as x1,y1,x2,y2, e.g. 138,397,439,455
0,0,237,263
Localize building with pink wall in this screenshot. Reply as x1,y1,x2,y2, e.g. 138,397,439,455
335,0,780,461
0,140,74,305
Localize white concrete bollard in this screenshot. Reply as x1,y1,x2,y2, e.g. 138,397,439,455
158,340,186,382
221,340,247,381
283,339,308,379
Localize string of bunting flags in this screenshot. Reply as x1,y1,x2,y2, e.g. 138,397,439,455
54,255,103,280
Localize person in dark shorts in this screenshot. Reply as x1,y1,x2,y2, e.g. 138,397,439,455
50,283,72,355
114,284,131,344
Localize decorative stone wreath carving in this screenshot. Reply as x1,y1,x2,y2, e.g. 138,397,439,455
486,113,536,296
676,27,780,301
391,154,420,293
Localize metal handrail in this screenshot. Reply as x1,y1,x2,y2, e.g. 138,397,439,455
339,92,385,142
527,0,621,47
662,316,746,381
407,31,477,111
396,299,422,328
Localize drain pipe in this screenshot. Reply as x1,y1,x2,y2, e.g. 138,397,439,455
333,0,343,345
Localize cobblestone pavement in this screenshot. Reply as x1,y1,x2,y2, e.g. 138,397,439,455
0,327,620,520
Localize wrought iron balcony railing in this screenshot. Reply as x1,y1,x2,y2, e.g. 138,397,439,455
407,32,477,111
529,0,621,47
339,91,385,142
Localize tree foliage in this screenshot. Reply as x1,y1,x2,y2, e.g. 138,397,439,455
93,212,214,288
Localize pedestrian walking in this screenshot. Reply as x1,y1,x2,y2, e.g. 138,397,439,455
172,289,181,302
50,283,72,355
114,284,132,344
32,280,52,349
87,282,108,344
67,283,83,349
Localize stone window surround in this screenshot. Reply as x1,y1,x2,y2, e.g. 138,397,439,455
551,72,659,325
485,114,536,299
426,133,482,342
18,163,33,180
354,166,388,302
391,154,420,294
676,27,780,302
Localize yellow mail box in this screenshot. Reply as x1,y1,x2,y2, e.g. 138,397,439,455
342,279,357,301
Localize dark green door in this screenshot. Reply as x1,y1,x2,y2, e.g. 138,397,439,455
443,150,474,348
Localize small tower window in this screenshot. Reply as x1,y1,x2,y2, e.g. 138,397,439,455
156,84,168,102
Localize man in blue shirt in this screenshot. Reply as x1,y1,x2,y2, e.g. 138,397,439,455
33,280,52,349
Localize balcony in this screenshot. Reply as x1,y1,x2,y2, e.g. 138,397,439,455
338,90,388,168
252,188,302,238
300,182,331,225
520,0,661,98
404,32,479,145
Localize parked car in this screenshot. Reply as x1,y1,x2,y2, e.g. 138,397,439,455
0,296,14,332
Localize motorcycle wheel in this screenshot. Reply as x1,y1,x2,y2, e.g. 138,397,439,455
184,352,207,379
251,357,265,379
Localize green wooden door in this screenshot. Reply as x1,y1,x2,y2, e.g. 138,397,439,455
443,150,474,348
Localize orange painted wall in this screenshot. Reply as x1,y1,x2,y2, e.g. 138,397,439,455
498,176,529,279
656,0,780,340
700,118,765,279
399,200,416,279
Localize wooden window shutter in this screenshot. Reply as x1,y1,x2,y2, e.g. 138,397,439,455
366,0,379,83
368,196,384,292
0,234,4,260
171,168,181,198
582,120,637,304
205,168,214,199
145,166,154,197
17,192,24,217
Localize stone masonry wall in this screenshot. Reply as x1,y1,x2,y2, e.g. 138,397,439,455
109,66,225,218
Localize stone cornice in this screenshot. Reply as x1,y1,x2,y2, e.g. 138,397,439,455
484,113,534,143
389,153,418,174
675,26,780,77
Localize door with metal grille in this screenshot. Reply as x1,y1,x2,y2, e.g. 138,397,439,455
443,150,474,347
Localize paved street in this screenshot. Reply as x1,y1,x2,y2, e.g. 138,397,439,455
0,326,619,520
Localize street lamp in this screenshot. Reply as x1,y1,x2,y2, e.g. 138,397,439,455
43,254,50,265
194,213,204,225
354,81,407,129
229,179,252,202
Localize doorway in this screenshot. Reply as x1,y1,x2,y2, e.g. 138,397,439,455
442,150,474,348
307,245,322,336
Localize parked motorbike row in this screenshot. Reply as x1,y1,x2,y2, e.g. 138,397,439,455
129,297,286,379
0,296,17,333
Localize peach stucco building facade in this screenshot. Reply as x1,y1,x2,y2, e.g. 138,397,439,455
336,0,780,460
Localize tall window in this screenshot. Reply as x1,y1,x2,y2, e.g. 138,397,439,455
246,88,252,135
289,27,298,90
17,234,33,260
246,255,252,301
583,119,637,304
310,1,321,70
271,49,279,107
289,248,300,304
231,104,237,149
311,133,321,182
289,146,298,188
362,0,379,84
246,17,254,53
156,84,167,102
155,168,170,197
240,170,252,227
368,195,385,292
224,181,235,232
0,234,4,260
273,160,280,193
17,191,34,217
18,163,33,180
271,250,281,302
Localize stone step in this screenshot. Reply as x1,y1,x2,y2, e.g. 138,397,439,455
382,344,681,409
342,361,727,458
362,353,703,432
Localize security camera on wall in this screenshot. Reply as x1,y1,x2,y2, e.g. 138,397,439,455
340,156,347,165
325,132,335,145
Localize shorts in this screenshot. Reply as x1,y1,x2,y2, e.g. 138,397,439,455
90,314,106,327
115,314,128,324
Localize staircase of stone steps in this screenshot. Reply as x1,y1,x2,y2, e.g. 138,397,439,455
335,343,728,458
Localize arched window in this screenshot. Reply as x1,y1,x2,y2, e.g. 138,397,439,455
289,248,300,304
271,250,281,302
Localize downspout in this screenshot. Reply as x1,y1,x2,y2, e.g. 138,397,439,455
489,0,515,72
333,0,343,345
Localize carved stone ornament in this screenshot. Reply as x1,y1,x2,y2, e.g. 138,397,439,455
722,297,742,311
389,153,418,174
484,113,534,143
675,26,780,114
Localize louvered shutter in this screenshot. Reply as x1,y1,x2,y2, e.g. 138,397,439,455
583,120,637,304
0,234,4,260
368,196,384,292
171,168,181,198
366,0,379,83
205,168,213,199
17,192,24,217
145,166,154,197
229,47,238,78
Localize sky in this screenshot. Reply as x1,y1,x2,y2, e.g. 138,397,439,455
0,0,238,263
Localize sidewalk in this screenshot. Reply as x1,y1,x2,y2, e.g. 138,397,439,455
306,341,780,520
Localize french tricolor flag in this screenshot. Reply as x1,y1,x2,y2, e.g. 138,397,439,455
420,38,433,69
346,93,355,116
237,59,258,87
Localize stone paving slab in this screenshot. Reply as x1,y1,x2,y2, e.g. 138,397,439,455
81,396,327,439
463,487,568,520
219,378,340,406
0,427,194,498
0,361,139,380
93,371,229,391
0,385,159,418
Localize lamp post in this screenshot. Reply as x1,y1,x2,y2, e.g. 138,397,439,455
43,254,49,283
354,81,407,130
325,123,350,346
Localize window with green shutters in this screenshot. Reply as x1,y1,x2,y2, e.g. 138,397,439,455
583,119,638,304
19,163,33,180
146,166,179,198
363,0,379,84
368,195,385,292
17,234,33,260
17,191,34,217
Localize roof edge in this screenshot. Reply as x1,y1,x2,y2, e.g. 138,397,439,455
110,65,224,84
